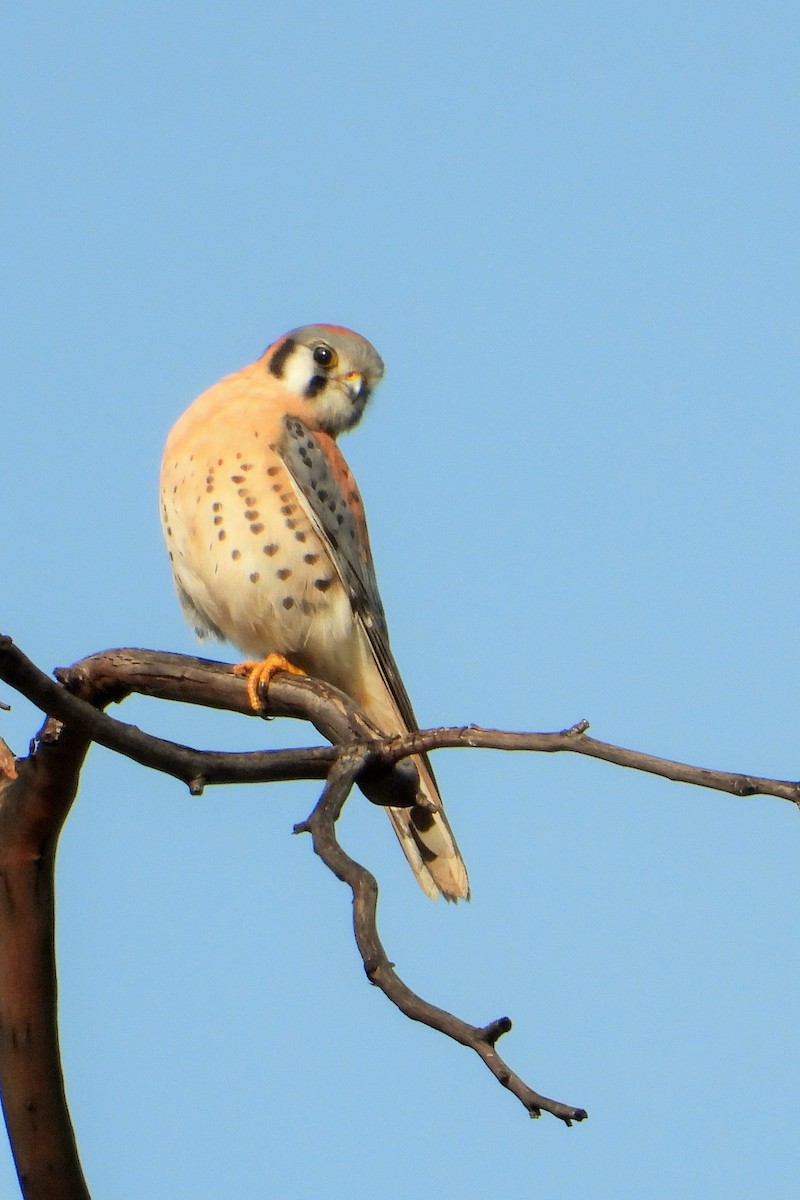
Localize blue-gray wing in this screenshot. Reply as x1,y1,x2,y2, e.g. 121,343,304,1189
279,413,422,734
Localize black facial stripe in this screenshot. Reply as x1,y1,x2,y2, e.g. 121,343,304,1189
267,337,297,378
305,374,327,399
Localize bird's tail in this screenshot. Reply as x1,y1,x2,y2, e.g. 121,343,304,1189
385,753,469,902
357,631,469,901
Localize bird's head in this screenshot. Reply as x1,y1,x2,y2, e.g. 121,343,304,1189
262,324,385,436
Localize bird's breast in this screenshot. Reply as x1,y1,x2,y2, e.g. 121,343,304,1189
160,410,355,667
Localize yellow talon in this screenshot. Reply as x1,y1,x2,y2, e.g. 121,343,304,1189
233,653,306,711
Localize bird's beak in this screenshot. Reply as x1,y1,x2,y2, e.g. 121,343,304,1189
339,371,367,403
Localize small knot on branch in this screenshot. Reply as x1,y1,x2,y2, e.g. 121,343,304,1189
731,775,760,797
55,662,131,707
364,956,394,984
480,1016,513,1046
188,776,206,796
563,719,590,737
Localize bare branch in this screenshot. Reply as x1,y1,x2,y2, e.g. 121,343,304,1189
5,638,797,810
0,717,92,1200
372,724,800,808
0,638,419,807
295,751,588,1125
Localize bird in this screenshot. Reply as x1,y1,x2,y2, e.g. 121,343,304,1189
160,324,469,901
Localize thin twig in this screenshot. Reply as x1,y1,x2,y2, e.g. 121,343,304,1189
372,724,800,808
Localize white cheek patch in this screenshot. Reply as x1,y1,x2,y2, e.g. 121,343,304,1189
281,344,317,394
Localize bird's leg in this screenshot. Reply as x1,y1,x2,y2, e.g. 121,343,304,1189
233,653,306,711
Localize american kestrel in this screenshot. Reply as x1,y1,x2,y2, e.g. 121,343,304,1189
160,325,469,901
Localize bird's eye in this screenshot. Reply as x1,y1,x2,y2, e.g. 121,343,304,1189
312,345,336,368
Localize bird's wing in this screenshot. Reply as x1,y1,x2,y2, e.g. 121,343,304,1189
279,413,421,733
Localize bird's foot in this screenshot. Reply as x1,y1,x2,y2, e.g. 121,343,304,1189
233,653,306,711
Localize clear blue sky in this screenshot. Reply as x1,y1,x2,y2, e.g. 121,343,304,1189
3,3,799,1196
